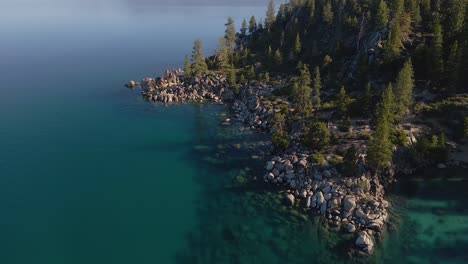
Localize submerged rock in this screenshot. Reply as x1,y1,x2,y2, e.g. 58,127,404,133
284,194,295,206
355,231,374,254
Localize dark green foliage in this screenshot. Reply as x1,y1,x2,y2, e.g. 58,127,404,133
272,113,290,150
216,37,230,73
367,92,393,171
241,19,248,35
408,0,421,26
322,0,334,25
247,65,256,80
384,19,402,62
312,66,321,109
394,59,414,116
304,121,330,150
367,117,392,171
380,83,396,124
191,39,208,76
446,41,462,92
265,72,270,83
431,14,444,82
337,86,351,117
414,133,449,162
227,68,237,86
376,0,389,28
310,153,327,166
184,55,192,77
464,117,468,138
294,33,302,55
292,65,313,124
225,17,236,55
342,145,359,177
239,74,246,84
249,16,257,33
274,49,283,65
265,0,276,30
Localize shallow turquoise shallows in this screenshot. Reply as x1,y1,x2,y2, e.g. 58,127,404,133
1,1,467,264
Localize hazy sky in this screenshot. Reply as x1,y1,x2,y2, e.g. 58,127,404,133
0,0,272,17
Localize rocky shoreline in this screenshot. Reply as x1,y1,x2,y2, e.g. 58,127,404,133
127,70,390,256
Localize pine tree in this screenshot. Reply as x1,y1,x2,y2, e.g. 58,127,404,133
225,17,236,55
322,0,334,25
367,108,393,171
460,3,468,92
294,33,302,54
431,13,444,82
241,19,248,35
343,145,359,177
274,49,283,65
249,16,257,33
216,37,230,73
394,59,414,116
312,66,321,109
247,65,256,80
308,0,316,19
385,19,402,62
363,83,373,113
408,0,421,26
380,83,396,124
446,41,462,92
337,86,351,117
240,74,246,84
191,39,208,76
265,0,276,31
292,65,313,126
272,113,290,150
446,0,466,39
392,0,404,19
304,121,330,150
227,68,237,86
184,55,192,77
376,0,389,28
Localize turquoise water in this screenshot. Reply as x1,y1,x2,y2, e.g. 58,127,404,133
1,1,467,263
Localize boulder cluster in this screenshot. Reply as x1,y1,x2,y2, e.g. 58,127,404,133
139,69,233,103
263,154,389,255
232,87,290,131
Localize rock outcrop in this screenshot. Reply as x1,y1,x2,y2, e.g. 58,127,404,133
263,154,389,255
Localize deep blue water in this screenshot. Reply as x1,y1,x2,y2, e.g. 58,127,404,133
1,1,467,264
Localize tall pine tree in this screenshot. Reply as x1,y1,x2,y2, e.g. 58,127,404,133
292,65,313,126
312,66,321,109
184,55,192,77
265,0,276,31
191,39,208,76
394,59,414,116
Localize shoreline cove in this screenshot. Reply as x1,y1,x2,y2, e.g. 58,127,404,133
126,68,393,257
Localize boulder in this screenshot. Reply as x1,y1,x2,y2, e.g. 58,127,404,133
272,168,280,176
126,80,137,88
320,201,328,215
343,196,357,212
297,159,307,168
345,223,356,233
284,194,295,206
303,196,311,208
265,161,275,171
355,231,374,254
312,191,325,207
323,170,332,178
266,173,275,181
355,208,367,219
299,190,307,199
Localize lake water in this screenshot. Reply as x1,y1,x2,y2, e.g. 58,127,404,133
1,1,467,263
